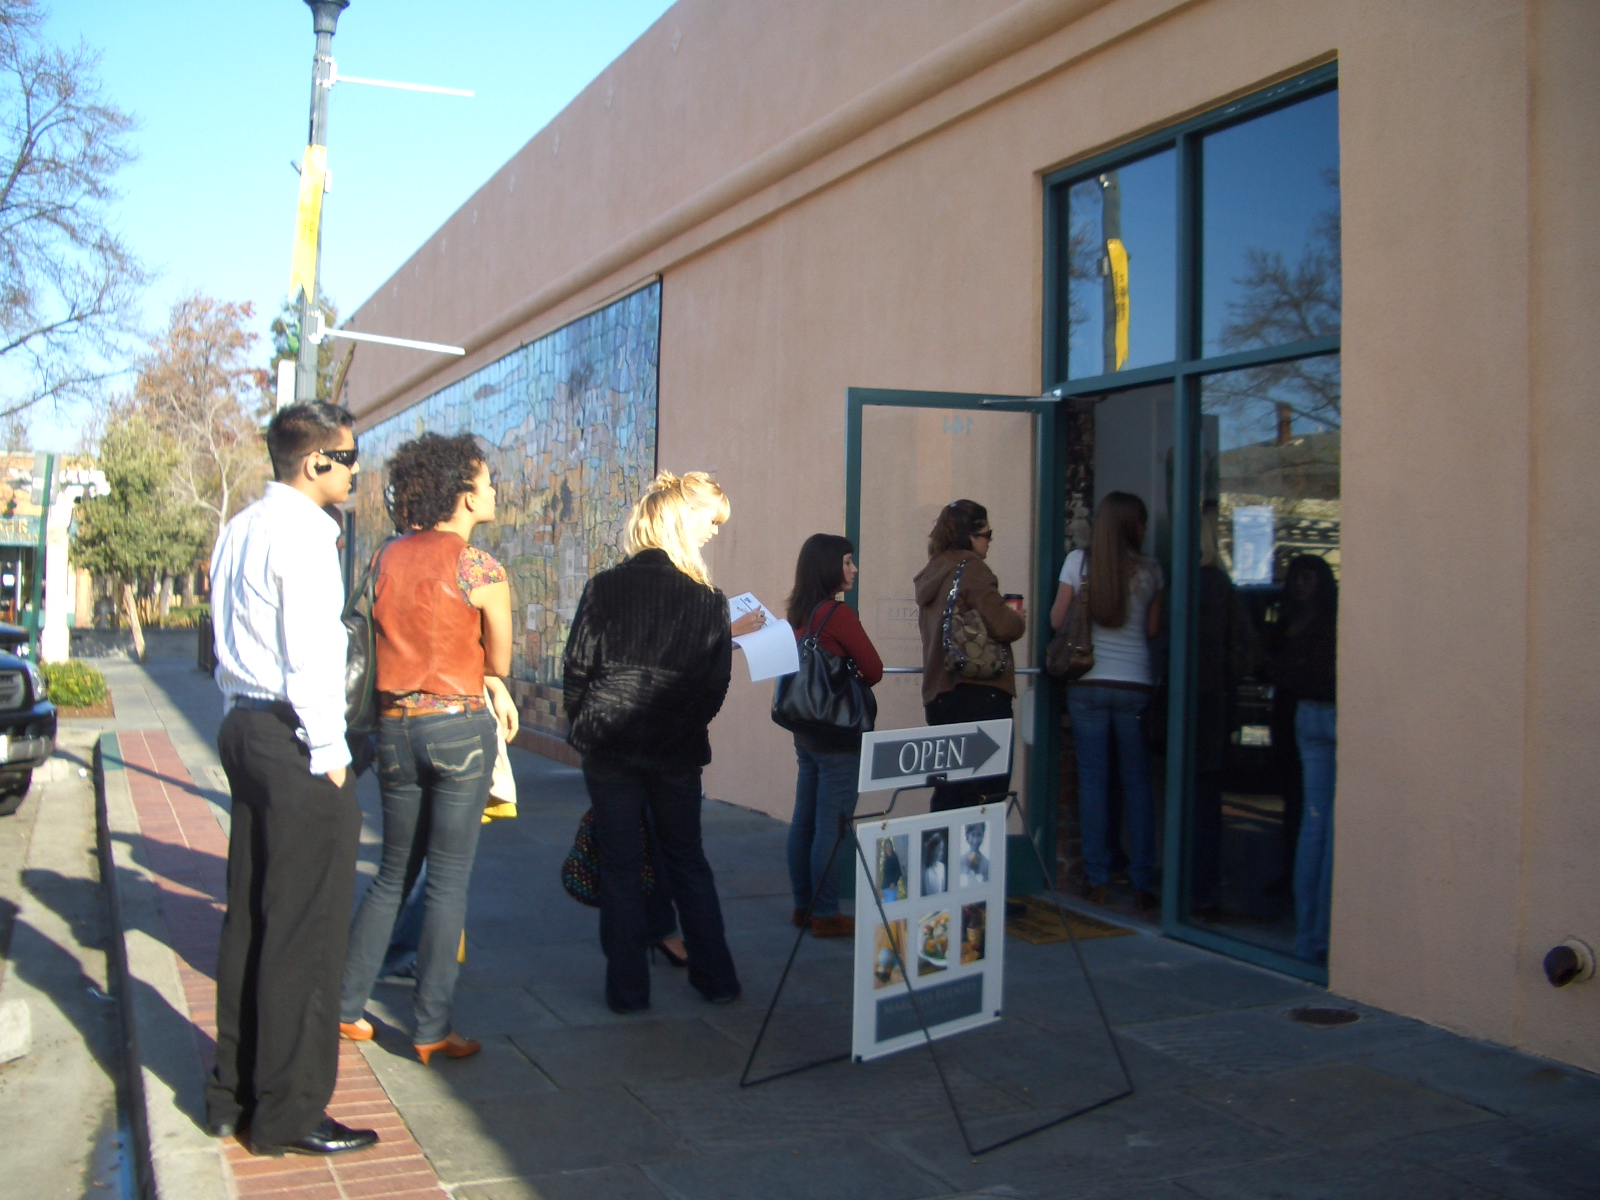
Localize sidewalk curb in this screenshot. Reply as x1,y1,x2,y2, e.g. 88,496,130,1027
95,732,232,1200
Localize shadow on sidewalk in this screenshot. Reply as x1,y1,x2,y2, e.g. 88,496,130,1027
17,869,213,1131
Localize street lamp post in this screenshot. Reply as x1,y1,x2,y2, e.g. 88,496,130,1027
294,0,349,404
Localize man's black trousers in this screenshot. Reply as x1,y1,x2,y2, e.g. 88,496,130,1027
207,706,361,1147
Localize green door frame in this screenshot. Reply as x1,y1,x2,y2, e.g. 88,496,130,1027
1039,62,1337,986
844,387,1065,893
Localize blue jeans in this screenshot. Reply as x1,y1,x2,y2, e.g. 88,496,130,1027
1069,685,1157,892
1293,701,1337,962
340,709,496,1044
787,743,860,918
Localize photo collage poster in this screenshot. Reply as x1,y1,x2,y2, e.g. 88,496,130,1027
851,804,1007,1061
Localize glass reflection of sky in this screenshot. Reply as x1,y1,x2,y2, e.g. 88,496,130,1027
1201,355,1342,452
1065,149,1176,379
1202,90,1340,357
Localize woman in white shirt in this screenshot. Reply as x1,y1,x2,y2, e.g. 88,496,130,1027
1048,492,1163,911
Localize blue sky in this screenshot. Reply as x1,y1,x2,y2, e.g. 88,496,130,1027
33,0,676,450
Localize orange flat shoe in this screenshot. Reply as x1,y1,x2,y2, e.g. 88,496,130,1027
339,1019,374,1041
414,1032,480,1066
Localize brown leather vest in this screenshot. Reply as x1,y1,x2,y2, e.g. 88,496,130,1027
374,530,486,697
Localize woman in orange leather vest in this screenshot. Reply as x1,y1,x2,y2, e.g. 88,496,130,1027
337,433,518,1065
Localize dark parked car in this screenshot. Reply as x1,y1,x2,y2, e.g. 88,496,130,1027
0,621,28,655
0,649,55,815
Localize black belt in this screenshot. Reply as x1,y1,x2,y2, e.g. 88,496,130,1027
233,696,300,721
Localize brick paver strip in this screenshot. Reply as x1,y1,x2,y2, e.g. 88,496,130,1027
117,731,448,1200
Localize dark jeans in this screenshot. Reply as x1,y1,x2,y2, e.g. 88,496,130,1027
1069,684,1157,892
208,706,362,1147
583,759,738,1009
925,684,1014,812
787,742,859,917
340,709,495,1044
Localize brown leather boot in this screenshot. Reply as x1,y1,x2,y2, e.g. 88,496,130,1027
810,915,855,938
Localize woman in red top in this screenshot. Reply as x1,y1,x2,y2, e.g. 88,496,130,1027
783,534,883,937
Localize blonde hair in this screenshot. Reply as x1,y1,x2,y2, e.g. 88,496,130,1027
624,470,730,586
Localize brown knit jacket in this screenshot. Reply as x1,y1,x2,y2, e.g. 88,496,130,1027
913,550,1026,705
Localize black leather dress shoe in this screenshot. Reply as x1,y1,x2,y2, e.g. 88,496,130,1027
205,1120,236,1139
256,1116,378,1157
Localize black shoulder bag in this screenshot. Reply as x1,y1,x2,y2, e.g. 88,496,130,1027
771,602,878,739
342,536,397,740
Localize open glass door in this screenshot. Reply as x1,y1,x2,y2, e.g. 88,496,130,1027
845,388,1063,891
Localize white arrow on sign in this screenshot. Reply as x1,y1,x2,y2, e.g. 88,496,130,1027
856,720,1012,794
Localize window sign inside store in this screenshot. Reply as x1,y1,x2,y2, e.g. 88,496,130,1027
1230,505,1275,584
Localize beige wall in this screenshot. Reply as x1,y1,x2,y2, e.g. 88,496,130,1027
347,0,1600,1070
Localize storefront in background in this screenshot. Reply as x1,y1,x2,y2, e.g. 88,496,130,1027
340,0,1600,1072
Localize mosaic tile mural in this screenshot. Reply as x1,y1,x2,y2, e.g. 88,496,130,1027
353,283,660,751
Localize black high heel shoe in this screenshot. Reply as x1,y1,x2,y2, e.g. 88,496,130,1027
650,940,688,968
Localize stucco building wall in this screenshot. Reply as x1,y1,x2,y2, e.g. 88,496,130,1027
343,0,1600,1071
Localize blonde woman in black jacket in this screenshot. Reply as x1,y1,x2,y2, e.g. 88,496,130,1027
563,471,740,1014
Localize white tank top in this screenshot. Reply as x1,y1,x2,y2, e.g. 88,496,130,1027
1061,549,1163,686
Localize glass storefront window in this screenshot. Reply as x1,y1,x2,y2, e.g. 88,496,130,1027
1044,66,1339,979
1183,355,1340,963
1202,90,1340,358
1064,150,1177,379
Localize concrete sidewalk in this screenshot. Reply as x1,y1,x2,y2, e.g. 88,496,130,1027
98,653,1600,1200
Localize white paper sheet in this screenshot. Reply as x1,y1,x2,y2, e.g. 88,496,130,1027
726,592,799,682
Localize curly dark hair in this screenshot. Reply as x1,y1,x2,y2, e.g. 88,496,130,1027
386,432,487,530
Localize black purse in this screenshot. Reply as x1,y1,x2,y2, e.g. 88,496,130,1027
771,602,878,739
342,536,397,738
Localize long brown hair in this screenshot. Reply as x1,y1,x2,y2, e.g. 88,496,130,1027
785,533,855,629
1087,491,1149,628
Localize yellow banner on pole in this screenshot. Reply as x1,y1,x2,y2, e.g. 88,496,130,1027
288,144,327,301
1106,237,1130,370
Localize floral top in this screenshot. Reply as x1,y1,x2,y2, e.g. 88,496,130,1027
385,544,507,713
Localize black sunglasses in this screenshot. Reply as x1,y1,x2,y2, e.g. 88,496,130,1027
315,447,359,467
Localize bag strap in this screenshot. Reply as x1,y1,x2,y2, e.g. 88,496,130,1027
804,600,841,641
344,534,399,620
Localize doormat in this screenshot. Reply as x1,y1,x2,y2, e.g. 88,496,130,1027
1005,896,1132,944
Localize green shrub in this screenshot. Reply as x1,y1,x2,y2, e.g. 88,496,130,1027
41,660,108,708
162,603,211,629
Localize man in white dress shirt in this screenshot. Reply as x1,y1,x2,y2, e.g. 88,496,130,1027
205,402,377,1157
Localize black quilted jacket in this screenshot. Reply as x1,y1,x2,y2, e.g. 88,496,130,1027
562,549,733,769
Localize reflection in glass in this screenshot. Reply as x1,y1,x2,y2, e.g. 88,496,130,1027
1064,150,1177,379
1202,89,1340,358
1183,356,1339,965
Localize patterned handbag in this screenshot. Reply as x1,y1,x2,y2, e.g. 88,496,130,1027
940,560,1010,681
561,808,657,907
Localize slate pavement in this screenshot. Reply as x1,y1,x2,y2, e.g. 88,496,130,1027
91,645,1600,1199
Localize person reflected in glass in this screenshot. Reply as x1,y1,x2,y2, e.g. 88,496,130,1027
782,534,882,939
563,471,741,1013
1189,508,1253,920
1050,492,1163,911
1277,554,1337,964
338,433,520,1066
915,500,1026,812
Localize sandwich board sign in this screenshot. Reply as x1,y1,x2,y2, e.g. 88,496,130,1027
851,801,1007,1061
849,718,1011,1062
856,720,1012,795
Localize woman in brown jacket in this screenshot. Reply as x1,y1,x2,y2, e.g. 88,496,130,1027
914,500,1026,811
